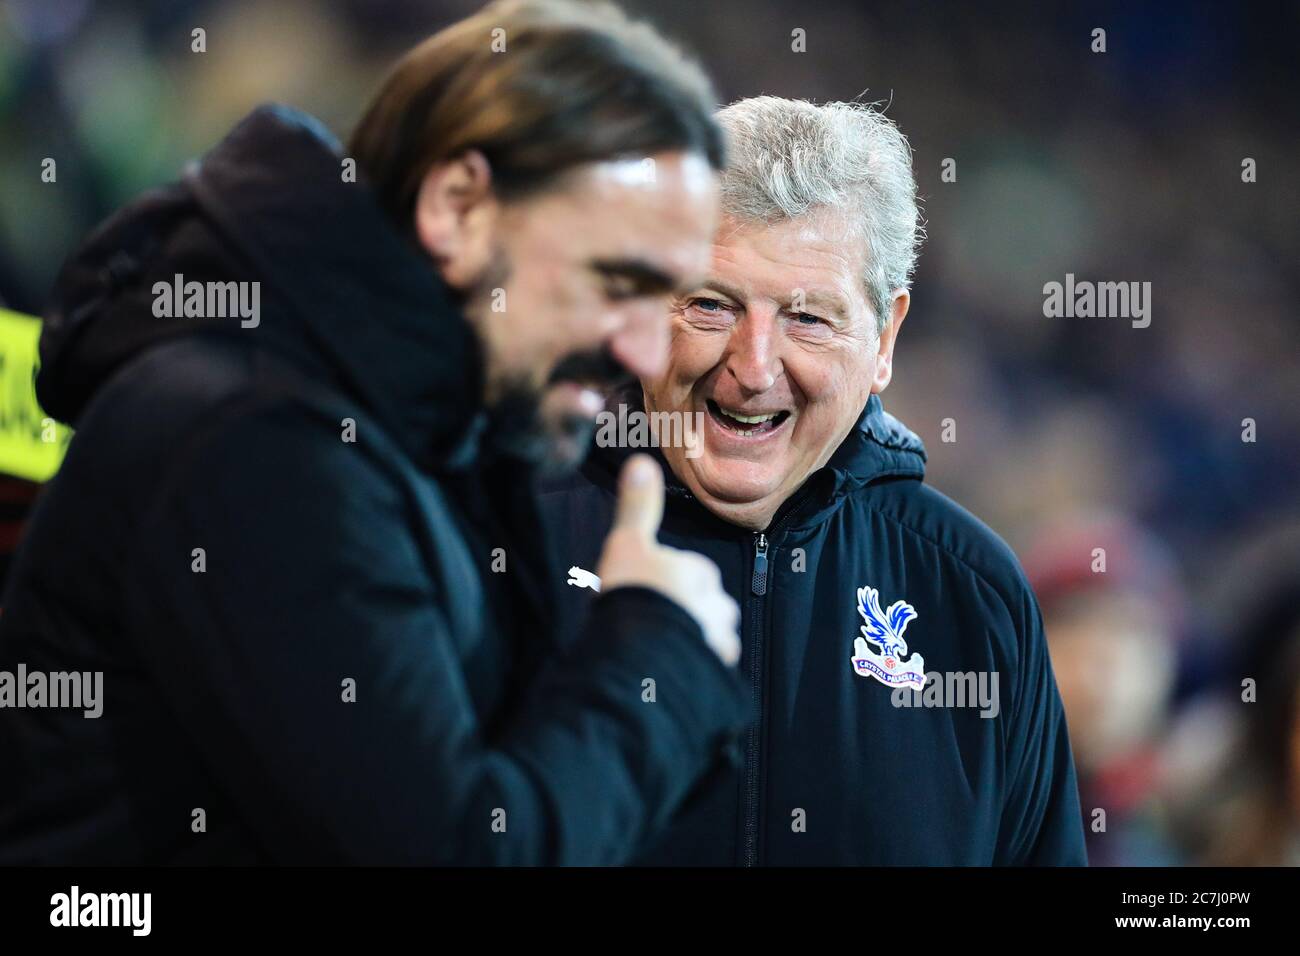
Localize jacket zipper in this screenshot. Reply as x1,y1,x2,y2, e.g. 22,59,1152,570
739,480,820,866
663,475,821,867
751,533,769,596
740,531,768,866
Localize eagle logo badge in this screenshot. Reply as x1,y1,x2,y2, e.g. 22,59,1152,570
851,586,928,690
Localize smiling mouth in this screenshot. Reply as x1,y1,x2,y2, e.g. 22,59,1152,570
706,399,792,437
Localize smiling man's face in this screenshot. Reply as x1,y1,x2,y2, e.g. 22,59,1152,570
643,209,908,529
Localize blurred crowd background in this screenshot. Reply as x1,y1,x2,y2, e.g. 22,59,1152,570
1,0,1297,864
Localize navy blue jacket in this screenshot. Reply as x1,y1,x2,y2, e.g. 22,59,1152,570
542,397,1088,865
0,106,750,864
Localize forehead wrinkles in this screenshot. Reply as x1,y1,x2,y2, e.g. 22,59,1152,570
710,221,864,316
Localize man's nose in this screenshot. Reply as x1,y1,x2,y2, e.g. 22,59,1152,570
607,302,670,381
725,311,780,394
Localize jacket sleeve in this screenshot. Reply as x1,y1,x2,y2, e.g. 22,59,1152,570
123,402,750,865
996,585,1089,865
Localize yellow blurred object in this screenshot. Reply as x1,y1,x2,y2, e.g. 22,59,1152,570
0,308,71,481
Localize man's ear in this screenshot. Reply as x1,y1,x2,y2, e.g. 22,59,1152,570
413,150,499,290
870,289,909,394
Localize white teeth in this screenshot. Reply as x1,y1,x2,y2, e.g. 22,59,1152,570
720,408,778,424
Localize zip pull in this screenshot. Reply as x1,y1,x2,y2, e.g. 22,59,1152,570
751,533,769,596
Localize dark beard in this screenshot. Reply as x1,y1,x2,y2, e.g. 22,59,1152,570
547,346,635,394
486,344,634,478
484,379,589,479
465,247,634,476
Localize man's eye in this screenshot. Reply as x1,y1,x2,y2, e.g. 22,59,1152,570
682,297,731,320
794,313,824,326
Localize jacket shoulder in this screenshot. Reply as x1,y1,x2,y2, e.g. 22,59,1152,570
58,336,420,541
854,478,1035,611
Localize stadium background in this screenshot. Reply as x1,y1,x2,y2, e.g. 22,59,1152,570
1,0,1297,864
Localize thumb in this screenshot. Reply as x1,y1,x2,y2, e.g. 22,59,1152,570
611,454,664,542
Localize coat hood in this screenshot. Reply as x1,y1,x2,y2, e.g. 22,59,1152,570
38,104,485,470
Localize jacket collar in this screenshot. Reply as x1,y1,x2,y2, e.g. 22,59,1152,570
821,393,927,501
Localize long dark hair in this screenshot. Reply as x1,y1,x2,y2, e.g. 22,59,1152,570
349,0,725,226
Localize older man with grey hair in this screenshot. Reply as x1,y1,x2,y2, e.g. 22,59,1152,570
542,95,1087,865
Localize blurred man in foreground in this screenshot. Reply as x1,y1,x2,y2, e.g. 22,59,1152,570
0,0,748,864
544,96,1087,864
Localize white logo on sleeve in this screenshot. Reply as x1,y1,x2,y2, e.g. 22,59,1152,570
567,566,601,592
851,586,927,690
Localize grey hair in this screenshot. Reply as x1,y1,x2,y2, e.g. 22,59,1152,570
715,96,923,332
